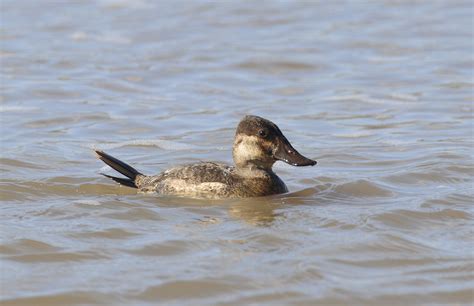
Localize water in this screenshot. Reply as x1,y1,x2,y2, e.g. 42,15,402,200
1,1,473,305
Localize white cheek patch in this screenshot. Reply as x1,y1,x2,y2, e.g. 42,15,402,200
233,136,265,162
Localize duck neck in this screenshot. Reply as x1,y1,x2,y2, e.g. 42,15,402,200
235,162,273,173
235,163,288,195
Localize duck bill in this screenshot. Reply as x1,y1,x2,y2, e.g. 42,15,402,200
273,137,317,167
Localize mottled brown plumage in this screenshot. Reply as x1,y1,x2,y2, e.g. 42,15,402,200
95,115,316,199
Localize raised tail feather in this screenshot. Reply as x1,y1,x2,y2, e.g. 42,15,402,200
94,150,142,188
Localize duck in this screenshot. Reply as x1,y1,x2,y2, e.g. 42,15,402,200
94,115,316,199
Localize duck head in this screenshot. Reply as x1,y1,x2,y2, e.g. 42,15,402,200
232,115,317,170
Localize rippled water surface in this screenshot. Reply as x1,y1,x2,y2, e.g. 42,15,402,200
1,1,473,305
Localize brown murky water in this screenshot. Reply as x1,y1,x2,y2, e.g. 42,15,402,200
1,1,473,305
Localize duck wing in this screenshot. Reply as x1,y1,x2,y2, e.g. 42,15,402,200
136,162,235,197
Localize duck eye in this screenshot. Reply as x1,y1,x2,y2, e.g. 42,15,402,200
258,129,267,138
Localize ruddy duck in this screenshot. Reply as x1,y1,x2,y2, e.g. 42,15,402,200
94,115,316,199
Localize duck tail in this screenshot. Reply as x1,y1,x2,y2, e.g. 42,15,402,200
94,150,142,188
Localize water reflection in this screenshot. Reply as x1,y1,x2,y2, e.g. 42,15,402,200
228,198,282,226
228,185,328,226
